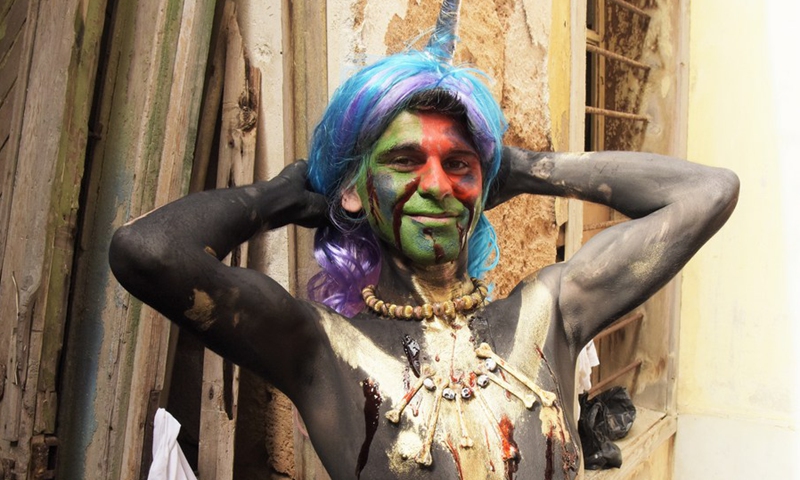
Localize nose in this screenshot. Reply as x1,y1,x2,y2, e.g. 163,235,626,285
418,160,453,200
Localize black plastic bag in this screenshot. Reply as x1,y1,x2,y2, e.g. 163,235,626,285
578,386,636,470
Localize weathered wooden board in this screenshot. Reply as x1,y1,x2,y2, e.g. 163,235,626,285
0,0,27,59
0,0,106,477
54,0,216,478
0,88,13,146
288,0,329,476
198,6,260,478
0,20,22,117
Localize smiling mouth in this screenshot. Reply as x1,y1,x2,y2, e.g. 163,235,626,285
406,212,459,224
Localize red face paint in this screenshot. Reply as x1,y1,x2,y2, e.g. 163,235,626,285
354,111,484,266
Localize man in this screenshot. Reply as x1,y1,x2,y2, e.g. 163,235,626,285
109,5,738,478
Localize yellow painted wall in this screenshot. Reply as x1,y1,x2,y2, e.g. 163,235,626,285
678,0,800,477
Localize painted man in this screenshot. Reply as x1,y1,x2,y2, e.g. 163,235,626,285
109,2,739,478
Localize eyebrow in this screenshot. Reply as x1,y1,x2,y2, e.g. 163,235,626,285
375,142,480,163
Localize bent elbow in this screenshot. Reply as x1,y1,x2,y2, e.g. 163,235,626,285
713,167,740,216
699,167,739,231
108,224,170,298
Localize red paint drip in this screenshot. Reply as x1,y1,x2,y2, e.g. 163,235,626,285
446,436,465,480
356,379,382,479
422,226,445,263
433,243,445,263
484,428,496,472
365,170,383,223
499,370,513,401
499,415,520,479
392,178,421,253
544,424,555,480
553,402,579,474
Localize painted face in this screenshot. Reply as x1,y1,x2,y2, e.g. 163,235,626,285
348,110,484,266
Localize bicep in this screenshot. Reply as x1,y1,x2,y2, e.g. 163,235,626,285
557,190,731,347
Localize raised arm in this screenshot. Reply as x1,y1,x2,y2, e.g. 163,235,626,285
109,161,328,395
493,147,739,347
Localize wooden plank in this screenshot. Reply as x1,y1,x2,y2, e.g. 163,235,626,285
116,0,218,477
0,25,22,106
52,0,215,478
0,4,34,435
54,2,179,478
95,0,189,475
0,0,26,60
584,409,676,480
0,83,13,146
289,0,327,298
198,7,260,479
289,0,329,476
188,0,232,194
0,0,106,476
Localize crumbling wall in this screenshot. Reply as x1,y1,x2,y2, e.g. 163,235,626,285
604,0,682,154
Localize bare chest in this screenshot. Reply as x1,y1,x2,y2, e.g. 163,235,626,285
320,313,580,479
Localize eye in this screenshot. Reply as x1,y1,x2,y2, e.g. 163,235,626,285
442,157,475,174
388,156,423,171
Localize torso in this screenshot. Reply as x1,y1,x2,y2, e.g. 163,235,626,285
295,276,581,480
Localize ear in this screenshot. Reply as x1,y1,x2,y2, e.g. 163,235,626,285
341,186,364,213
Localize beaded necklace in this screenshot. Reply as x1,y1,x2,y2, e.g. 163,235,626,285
361,278,488,321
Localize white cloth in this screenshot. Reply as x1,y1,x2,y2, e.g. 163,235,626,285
147,408,197,480
577,340,600,393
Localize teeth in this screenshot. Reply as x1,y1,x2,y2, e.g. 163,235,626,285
475,343,556,407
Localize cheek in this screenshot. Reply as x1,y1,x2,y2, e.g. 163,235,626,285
367,172,408,216
452,171,483,206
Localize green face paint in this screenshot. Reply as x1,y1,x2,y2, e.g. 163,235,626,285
354,111,484,266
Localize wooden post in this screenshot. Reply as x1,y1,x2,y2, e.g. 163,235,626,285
197,6,261,479
289,0,330,477
54,0,216,478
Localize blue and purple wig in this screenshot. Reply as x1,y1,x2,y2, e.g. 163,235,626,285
306,48,507,317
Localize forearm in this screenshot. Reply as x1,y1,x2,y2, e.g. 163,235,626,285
495,147,739,219
118,179,295,261
108,161,326,323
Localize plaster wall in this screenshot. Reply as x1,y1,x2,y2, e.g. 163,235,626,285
677,0,800,477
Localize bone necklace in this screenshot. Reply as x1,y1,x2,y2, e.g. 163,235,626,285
386,336,558,467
